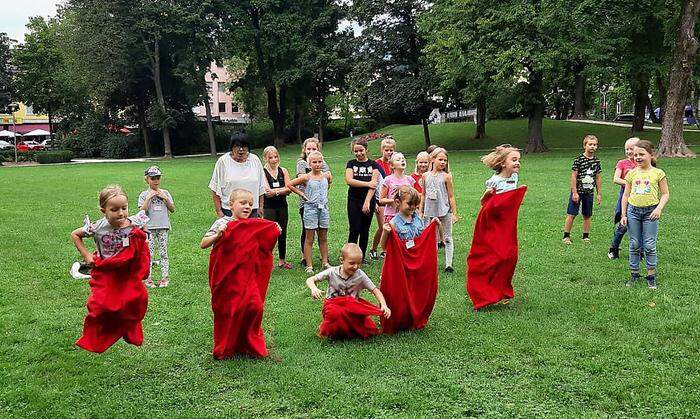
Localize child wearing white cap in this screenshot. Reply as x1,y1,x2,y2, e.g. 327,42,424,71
138,166,175,287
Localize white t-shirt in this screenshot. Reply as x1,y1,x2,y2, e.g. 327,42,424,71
208,152,266,210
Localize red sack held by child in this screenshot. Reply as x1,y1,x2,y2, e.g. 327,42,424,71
208,218,280,359
466,186,527,310
318,296,384,340
380,221,438,334
76,228,150,353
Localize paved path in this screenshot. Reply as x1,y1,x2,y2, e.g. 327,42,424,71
565,119,700,132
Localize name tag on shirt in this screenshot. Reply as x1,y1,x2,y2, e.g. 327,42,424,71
272,181,280,188
122,236,130,247
406,239,415,249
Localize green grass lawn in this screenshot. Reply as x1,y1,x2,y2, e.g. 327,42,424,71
1,119,699,416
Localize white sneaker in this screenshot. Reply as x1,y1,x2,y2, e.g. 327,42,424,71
70,262,91,279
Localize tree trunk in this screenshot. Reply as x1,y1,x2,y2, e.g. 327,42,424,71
475,95,486,139
572,62,587,119
294,103,303,143
275,84,287,147
655,69,667,122
204,98,216,156
47,106,53,142
525,71,548,153
137,100,151,157
658,0,699,157
152,41,172,158
631,73,649,132
421,118,431,148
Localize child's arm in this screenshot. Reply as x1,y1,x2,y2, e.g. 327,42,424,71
613,167,626,186
200,223,226,249
305,275,325,299
325,170,333,187
445,173,459,223
570,170,579,203
620,182,631,227
379,183,394,206
380,221,393,250
362,170,378,214
480,188,496,205
139,190,156,211
344,168,378,189
650,177,670,220
286,174,309,200
158,190,176,212
595,173,602,205
371,288,391,318
274,168,293,196
71,227,94,265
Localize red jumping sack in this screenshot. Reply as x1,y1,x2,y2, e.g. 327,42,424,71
466,186,527,310
76,228,150,353
318,296,384,340
380,221,438,334
208,218,280,359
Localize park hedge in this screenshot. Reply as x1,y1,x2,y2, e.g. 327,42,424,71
35,150,74,164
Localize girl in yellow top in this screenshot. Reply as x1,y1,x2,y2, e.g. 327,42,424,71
620,140,670,289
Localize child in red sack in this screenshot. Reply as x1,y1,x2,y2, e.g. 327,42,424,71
306,243,391,340
70,185,151,353
201,188,280,359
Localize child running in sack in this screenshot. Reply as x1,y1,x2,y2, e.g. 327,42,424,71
421,147,459,273
288,150,333,273
480,144,521,199
138,166,175,288
70,185,150,352
563,135,602,244
262,146,294,269
620,140,670,289
379,152,416,224
607,137,639,260
306,243,391,340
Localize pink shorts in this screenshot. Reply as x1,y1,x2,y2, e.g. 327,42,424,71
383,215,394,224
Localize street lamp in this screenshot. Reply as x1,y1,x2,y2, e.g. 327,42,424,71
7,102,19,163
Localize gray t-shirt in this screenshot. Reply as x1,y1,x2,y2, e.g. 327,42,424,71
295,159,330,209
83,211,149,259
138,189,173,230
485,173,518,194
203,216,234,238
315,266,376,299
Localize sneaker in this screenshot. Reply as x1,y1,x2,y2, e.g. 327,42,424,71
438,241,445,249
562,237,572,245
380,252,386,259
279,261,294,269
158,278,170,288
70,261,91,279
625,274,640,287
322,263,332,270
646,276,657,289
305,266,314,274
300,258,307,267
607,248,619,260
145,278,157,288
582,237,591,243
444,266,454,273
369,250,378,260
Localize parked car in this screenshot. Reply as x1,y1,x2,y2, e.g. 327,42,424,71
22,140,46,151
40,139,53,149
0,140,13,150
614,113,635,122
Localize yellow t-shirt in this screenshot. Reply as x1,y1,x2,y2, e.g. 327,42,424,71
626,167,666,207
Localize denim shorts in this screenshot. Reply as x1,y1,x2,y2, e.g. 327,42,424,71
303,204,330,229
566,192,593,217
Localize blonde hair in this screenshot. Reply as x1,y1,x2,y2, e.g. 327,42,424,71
430,147,449,173
583,134,598,148
380,137,396,150
481,144,520,172
228,188,254,206
389,152,405,164
263,146,279,171
625,137,640,148
394,185,420,207
634,139,658,167
341,242,363,259
99,185,127,209
300,137,321,159
414,151,430,173
306,150,324,164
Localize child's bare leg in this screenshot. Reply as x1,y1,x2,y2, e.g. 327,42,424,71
304,229,315,268
582,216,591,234
318,228,329,265
563,215,576,233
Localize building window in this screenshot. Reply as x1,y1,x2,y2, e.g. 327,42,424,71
218,102,226,113
218,83,226,93
232,103,239,113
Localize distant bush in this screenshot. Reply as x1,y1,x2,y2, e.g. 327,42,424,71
35,150,74,164
99,134,130,159
0,150,36,162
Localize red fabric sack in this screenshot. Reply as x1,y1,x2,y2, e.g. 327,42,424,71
318,296,384,340
380,221,438,334
466,186,527,310
76,228,150,353
208,218,280,359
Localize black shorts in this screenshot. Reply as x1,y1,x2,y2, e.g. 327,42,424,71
566,192,593,217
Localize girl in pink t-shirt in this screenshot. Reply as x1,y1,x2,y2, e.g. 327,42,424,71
379,152,416,224
608,137,639,260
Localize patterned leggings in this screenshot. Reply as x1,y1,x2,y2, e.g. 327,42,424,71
148,229,170,279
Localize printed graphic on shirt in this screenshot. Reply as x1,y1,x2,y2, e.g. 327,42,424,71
632,178,652,195
572,154,601,194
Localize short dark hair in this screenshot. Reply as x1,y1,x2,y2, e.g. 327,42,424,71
230,136,250,151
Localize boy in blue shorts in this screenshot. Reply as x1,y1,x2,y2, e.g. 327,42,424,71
562,135,602,244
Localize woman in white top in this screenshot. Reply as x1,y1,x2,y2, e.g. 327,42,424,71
209,138,266,218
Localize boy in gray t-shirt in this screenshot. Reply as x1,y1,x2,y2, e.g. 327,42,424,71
138,166,175,288
306,243,391,317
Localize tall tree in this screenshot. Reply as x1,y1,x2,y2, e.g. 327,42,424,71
658,0,699,157
0,33,13,110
